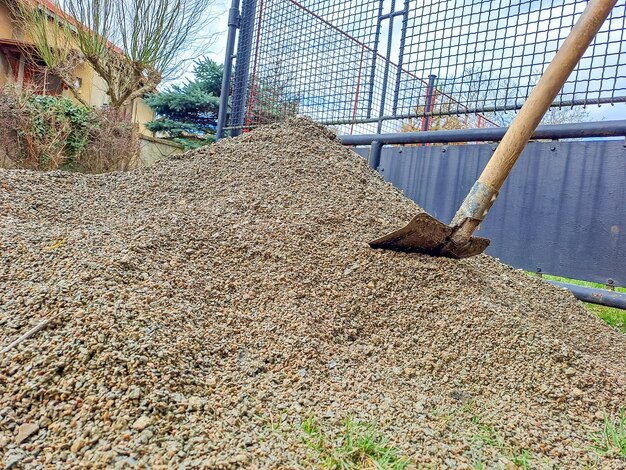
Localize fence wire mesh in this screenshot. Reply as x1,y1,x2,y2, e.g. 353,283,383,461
225,0,626,135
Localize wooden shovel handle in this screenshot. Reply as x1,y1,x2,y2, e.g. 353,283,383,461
480,0,617,191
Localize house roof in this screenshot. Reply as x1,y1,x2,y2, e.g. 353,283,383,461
37,0,65,19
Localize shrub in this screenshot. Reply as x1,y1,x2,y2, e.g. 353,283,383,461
0,86,139,173
77,108,140,173
32,94,94,160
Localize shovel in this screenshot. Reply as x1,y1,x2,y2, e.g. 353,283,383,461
370,0,617,259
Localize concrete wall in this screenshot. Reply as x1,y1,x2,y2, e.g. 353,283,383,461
86,72,109,108
0,2,15,88
138,135,185,167
132,98,154,136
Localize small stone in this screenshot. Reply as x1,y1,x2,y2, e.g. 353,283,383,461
131,416,152,431
112,418,129,431
188,396,204,409
572,388,584,397
137,429,154,444
327,360,337,369
15,423,39,444
70,437,87,453
128,386,141,400
4,448,26,469
564,367,576,378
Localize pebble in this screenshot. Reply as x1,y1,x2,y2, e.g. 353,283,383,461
131,416,152,431
127,387,141,400
4,449,26,469
70,437,87,453
15,423,39,444
564,367,576,378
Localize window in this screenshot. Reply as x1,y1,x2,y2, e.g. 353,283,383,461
0,42,65,96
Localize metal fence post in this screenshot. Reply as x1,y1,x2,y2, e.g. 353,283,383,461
376,0,397,134
215,0,241,141
366,0,385,119
422,74,437,132
392,0,410,114
229,0,257,137
369,140,382,169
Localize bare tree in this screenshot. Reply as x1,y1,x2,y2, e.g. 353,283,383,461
400,97,463,133
247,58,299,126
9,1,88,105
13,0,217,108
442,67,589,127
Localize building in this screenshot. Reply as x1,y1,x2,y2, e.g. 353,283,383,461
0,0,154,134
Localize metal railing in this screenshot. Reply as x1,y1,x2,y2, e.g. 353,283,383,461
217,0,626,138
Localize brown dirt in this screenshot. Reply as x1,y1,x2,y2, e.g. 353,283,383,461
1,117,625,468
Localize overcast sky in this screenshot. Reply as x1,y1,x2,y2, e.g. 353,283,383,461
204,3,230,65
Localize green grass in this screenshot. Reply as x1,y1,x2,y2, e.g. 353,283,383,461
430,403,533,469
300,416,410,469
468,419,533,469
511,449,533,469
529,273,626,333
585,303,626,332
590,408,626,459
472,423,505,449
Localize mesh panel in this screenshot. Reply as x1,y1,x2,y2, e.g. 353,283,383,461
226,0,626,135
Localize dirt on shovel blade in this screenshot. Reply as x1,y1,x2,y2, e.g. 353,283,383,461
1,118,625,468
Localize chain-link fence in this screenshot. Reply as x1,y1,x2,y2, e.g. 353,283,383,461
218,0,626,137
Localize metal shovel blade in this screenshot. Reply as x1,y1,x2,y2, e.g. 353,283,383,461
369,212,490,259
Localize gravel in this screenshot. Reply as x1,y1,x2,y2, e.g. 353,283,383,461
1,117,625,468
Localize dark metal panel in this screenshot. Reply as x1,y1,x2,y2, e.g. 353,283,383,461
358,141,625,286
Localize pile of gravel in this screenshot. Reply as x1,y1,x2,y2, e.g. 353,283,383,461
2,118,625,468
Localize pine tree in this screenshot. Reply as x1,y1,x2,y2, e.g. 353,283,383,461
145,58,223,149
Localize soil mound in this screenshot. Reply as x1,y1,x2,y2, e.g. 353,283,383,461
2,118,625,468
